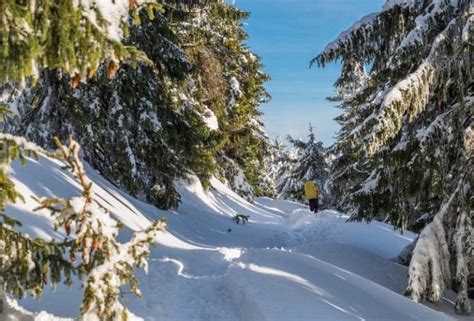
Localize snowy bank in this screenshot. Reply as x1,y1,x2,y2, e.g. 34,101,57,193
3,155,469,320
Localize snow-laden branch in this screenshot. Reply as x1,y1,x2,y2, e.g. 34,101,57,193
34,137,166,320
365,14,462,156
406,173,472,314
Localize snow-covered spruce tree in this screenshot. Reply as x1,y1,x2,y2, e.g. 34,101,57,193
0,1,177,318
177,1,272,200
278,125,329,205
8,5,217,210
4,0,271,206
274,139,302,199
260,137,289,199
314,0,473,313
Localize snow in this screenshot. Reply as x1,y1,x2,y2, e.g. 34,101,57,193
0,87,22,116
3,153,470,320
382,0,417,11
354,170,381,195
406,181,471,313
2,296,74,321
0,133,47,156
415,107,456,149
229,77,243,107
202,108,219,131
365,15,459,156
125,137,138,176
394,0,458,52
229,77,243,99
322,13,378,53
140,110,162,132
462,15,473,42
78,0,146,42
369,61,433,155
321,0,444,55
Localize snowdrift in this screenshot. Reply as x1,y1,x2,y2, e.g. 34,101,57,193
4,155,466,320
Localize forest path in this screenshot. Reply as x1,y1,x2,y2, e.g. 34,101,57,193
5,157,468,320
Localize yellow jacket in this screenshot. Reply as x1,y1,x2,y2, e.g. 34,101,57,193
304,181,320,200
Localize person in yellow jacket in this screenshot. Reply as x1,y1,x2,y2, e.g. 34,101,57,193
304,180,320,213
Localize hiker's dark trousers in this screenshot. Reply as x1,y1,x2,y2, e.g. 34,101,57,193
309,198,319,213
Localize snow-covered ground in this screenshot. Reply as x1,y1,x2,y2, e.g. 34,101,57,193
4,155,472,321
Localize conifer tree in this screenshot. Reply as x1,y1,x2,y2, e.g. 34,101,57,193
3,0,271,206
1,1,271,312
314,0,473,313
274,140,302,198
7,6,216,209
275,140,301,201
278,125,329,204
178,1,271,200
261,137,289,198
0,2,186,319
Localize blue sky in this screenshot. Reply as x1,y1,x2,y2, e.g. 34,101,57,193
232,0,385,146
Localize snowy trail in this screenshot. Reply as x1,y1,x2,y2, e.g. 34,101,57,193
226,249,446,321
5,156,470,320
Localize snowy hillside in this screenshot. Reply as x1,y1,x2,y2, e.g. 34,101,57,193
4,154,470,321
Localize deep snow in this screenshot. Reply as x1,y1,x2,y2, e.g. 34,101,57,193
3,155,472,320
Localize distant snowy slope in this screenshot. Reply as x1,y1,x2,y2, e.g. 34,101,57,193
5,154,466,321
